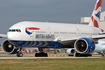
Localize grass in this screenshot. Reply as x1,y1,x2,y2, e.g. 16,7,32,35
0,58,105,70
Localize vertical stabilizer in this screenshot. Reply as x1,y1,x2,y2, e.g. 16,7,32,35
88,0,102,28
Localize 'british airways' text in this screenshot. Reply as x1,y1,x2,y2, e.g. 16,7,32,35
36,34,55,39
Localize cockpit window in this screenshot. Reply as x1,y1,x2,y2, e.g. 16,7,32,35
8,29,21,32
16,29,18,32
12,29,15,32
9,30,11,32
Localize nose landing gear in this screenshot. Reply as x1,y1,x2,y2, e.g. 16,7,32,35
16,45,23,57
17,51,23,57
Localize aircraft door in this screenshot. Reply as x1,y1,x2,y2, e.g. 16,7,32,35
47,25,55,40
75,26,81,36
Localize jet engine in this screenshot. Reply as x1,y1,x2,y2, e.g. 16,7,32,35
1,40,17,54
66,49,75,56
74,38,95,54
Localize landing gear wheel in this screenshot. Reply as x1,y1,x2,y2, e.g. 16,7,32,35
35,48,48,57
102,54,104,57
68,54,74,56
35,53,48,57
16,45,23,57
17,51,23,57
75,53,92,57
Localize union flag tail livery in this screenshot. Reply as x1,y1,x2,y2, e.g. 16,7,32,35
89,0,102,28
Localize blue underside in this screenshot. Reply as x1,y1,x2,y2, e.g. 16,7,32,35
9,40,72,48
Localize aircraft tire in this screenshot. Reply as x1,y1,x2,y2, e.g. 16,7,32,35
35,53,48,57
102,54,104,57
68,54,74,56
75,53,91,57
17,51,23,57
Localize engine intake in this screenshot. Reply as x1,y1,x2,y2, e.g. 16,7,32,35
1,40,17,54
74,38,95,54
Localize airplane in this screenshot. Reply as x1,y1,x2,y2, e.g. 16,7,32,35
0,0,105,57
94,40,105,56
66,40,105,57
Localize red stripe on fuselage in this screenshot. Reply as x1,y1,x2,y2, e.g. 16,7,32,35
25,27,40,31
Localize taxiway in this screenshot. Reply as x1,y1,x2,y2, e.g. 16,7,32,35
0,56,104,59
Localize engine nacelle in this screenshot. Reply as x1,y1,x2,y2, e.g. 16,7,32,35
66,49,75,55
74,38,95,54
1,40,17,54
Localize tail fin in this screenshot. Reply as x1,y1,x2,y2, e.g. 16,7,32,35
88,0,102,28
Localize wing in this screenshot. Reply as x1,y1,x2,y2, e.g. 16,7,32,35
55,34,105,45
0,34,7,38
92,34,105,39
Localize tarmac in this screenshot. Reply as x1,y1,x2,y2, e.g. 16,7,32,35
0,51,104,59
0,56,104,59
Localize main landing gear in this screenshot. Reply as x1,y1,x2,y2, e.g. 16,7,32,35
99,51,104,57
75,53,92,57
16,45,23,57
35,48,48,57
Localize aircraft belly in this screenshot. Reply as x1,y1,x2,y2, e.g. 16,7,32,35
9,40,72,48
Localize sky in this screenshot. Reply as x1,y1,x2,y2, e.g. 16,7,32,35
0,0,105,44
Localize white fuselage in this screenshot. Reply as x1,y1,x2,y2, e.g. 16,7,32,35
7,21,101,48
94,40,105,52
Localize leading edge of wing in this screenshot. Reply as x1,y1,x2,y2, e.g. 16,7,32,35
92,34,105,39
0,34,7,38
56,34,105,44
